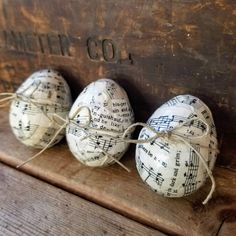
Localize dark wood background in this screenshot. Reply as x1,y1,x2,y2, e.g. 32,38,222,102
0,0,235,136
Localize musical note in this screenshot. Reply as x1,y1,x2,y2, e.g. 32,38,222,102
183,146,200,195
136,155,144,173
140,132,150,140
166,97,182,107
25,121,31,131
201,109,210,120
155,173,164,186
144,167,154,182
148,115,174,130
22,104,29,114
184,119,207,133
15,100,20,108
149,115,188,131
67,126,84,138
137,160,164,187
150,139,170,153
89,135,116,152
105,81,117,99
18,120,22,130
189,98,197,105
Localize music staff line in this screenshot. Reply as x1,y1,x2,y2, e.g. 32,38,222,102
183,145,200,194
137,157,164,187
148,115,207,132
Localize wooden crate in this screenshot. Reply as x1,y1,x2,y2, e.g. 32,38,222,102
0,1,236,235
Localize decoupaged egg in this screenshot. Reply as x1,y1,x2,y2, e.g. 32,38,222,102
9,69,72,149
66,78,134,167
135,95,218,198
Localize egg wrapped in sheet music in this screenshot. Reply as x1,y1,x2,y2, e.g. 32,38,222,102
66,78,134,167
9,69,72,149
135,95,218,198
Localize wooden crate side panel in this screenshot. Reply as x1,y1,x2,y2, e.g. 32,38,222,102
0,0,235,134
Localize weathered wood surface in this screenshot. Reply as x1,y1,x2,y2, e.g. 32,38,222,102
0,163,164,236
217,212,236,236
0,0,236,135
0,110,236,236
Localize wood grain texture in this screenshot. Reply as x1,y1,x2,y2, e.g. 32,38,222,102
0,109,236,236
0,163,164,236
217,212,236,236
0,0,235,135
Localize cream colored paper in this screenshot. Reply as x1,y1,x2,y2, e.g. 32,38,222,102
66,78,134,167
9,69,72,149
136,95,218,198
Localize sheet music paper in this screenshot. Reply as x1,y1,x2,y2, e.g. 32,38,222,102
66,78,134,167
9,69,72,149
135,95,218,197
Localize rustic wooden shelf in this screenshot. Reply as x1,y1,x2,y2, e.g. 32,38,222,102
0,163,163,236
0,109,236,236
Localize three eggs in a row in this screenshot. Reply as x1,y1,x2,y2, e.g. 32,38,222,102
8,69,218,199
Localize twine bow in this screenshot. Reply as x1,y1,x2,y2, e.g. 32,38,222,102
122,119,217,205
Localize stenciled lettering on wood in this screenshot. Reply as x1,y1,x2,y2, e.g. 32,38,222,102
0,30,71,57
87,37,117,62
0,30,133,65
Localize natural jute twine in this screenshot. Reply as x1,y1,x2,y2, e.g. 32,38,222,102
1,93,218,204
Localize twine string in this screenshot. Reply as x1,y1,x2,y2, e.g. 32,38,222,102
1,95,217,203
0,93,16,107
54,110,131,172
0,92,68,168
120,117,217,205
16,122,67,168
16,106,131,172
20,104,217,204
172,134,215,205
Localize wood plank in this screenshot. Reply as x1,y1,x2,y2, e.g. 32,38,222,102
0,109,236,236
216,134,236,170
0,163,164,236
0,0,235,135
217,213,236,236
